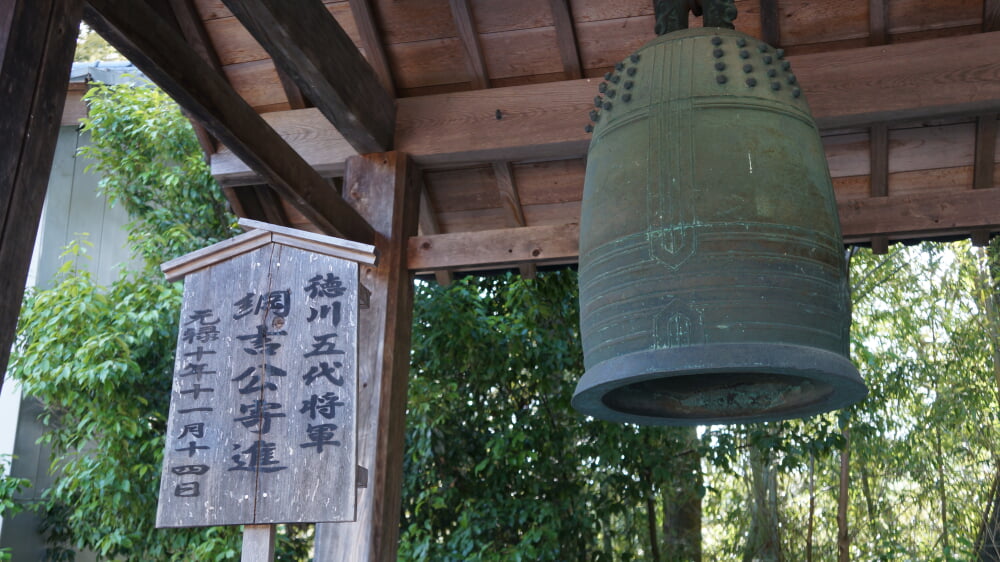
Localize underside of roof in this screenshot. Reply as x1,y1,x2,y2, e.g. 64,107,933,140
82,0,1000,280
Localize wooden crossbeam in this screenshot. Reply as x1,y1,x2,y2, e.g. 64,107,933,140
85,0,376,244
222,0,394,154
548,0,582,79
0,0,83,386
407,188,1000,271
449,0,490,89
212,32,1000,183
348,0,395,94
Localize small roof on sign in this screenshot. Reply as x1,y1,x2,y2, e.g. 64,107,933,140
160,219,378,282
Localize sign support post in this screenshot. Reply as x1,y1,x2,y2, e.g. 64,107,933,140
241,525,276,562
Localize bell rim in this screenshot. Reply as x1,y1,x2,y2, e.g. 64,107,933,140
572,342,866,426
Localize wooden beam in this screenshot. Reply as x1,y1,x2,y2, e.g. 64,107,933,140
971,113,998,245
0,0,82,388
408,223,580,271
986,0,1000,32
493,161,536,278
974,115,998,190
868,0,889,45
869,124,889,254
417,184,454,286
84,0,376,244
548,0,582,79
274,65,310,110
165,0,222,156
314,152,420,562
407,188,1000,271
212,32,1000,182
759,0,781,46
222,0,394,153
449,0,490,89
348,0,395,94
839,188,1000,242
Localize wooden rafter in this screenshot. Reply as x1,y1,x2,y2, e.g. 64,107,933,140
985,0,1000,32
211,32,1000,183
548,0,582,80
165,0,222,156
416,185,454,286
449,0,490,89
84,0,376,243
972,114,998,245
869,124,889,253
974,115,999,190
222,0,395,154
348,0,395,94
868,0,889,45
274,65,310,110
493,161,537,279
759,0,781,46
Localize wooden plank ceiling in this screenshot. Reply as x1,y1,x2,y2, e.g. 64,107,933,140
175,0,999,277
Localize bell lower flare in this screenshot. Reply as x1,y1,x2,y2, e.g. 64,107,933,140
572,342,866,425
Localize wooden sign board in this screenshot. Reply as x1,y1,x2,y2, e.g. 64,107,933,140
155,221,376,527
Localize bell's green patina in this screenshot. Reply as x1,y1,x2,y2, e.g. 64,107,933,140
574,23,866,426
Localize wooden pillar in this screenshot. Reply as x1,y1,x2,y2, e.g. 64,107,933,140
314,152,419,561
0,0,83,389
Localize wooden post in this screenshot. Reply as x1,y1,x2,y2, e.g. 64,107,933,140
314,152,419,561
0,0,83,389
241,525,276,562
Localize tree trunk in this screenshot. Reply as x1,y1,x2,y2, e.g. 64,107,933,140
744,431,784,562
661,426,702,561
932,425,949,556
646,490,662,562
973,242,1000,558
807,454,815,562
837,424,851,562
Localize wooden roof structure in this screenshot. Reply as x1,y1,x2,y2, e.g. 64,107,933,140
1,0,998,559
197,0,1000,276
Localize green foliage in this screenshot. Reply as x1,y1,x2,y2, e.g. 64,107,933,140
401,272,701,561
74,24,124,63
0,455,31,561
4,82,313,560
79,81,235,265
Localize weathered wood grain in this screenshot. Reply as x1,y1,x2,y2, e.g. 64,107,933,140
222,0,395,154
85,0,376,243
314,152,419,562
0,0,82,388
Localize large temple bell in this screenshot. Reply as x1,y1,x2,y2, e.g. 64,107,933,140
573,0,867,425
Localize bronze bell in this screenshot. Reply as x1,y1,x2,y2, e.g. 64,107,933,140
573,4,867,426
